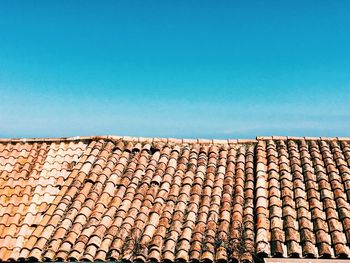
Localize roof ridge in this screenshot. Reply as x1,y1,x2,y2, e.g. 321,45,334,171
0,135,349,143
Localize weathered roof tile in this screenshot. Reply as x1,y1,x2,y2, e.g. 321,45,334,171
0,136,350,262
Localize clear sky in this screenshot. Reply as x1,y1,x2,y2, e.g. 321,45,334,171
1,1,350,139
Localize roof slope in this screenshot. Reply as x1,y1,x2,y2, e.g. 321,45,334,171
1,136,350,262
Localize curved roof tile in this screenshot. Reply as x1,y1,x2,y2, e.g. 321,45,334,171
0,136,350,262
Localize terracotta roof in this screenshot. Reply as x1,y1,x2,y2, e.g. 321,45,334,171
1,135,350,262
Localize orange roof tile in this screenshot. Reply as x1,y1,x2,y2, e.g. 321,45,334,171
0,136,350,262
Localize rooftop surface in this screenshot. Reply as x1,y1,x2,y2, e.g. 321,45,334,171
1,135,350,262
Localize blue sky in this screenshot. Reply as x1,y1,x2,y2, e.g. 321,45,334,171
1,1,350,139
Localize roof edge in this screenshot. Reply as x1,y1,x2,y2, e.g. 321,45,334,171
0,135,349,144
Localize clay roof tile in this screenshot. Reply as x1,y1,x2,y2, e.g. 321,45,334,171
0,135,349,262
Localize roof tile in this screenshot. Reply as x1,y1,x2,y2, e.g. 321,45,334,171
0,136,350,262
